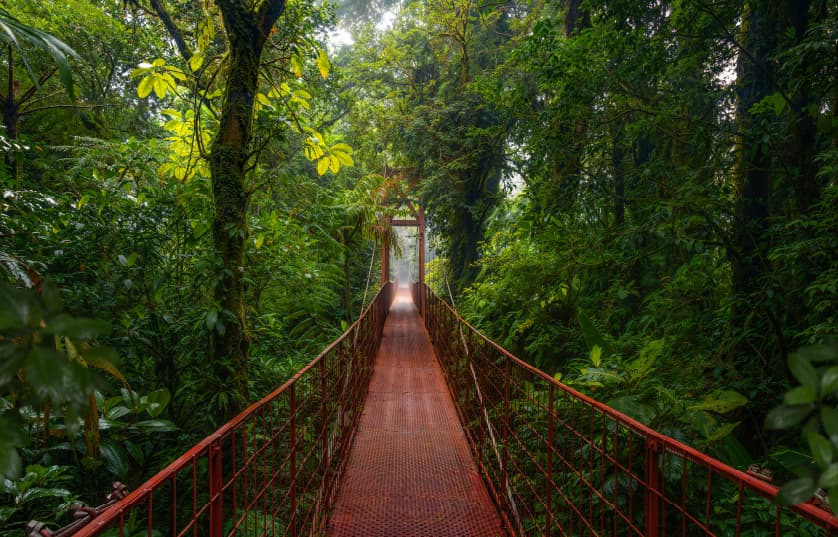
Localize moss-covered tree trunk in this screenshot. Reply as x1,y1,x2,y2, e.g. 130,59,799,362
135,0,286,416
207,0,286,414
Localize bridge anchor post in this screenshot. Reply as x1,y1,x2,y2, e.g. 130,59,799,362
644,438,662,537
546,384,554,535
208,443,222,537
289,383,297,537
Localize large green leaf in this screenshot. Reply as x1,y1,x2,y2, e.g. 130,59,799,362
0,413,23,478
132,419,178,433
104,405,131,421
821,367,838,396
765,404,813,430
819,463,838,488
0,8,78,99
15,486,71,505
788,351,819,392
689,390,748,414
807,431,833,469
577,308,611,355
607,395,656,425
783,386,817,406
137,74,154,98
25,347,92,406
722,435,752,469
123,440,145,467
822,407,838,444
46,314,110,339
795,343,838,364
0,285,28,330
705,421,740,445
316,47,330,79
99,440,130,479
775,476,817,505
144,388,171,418
770,448,814,474
684,409,716,437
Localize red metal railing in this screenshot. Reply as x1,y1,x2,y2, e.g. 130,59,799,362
71,283,393,537
413,283,838,536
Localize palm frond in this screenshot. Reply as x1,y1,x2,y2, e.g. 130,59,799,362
0,8,78,100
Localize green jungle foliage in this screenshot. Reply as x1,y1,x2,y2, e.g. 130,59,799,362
0,0,836,534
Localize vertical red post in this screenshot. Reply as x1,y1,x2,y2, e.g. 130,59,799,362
645,438,661,537
502,359,511,508
424,285,429,326
320,356,329,490
380,215,391,287
464,329,473,415
546,384,554,535
289,384,297,537
417,206,425,315
208,442,222,537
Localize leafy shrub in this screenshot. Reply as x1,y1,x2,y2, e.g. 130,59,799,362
0,465,76,536
766,340,838,507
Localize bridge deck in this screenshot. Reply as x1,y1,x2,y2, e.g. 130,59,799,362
326,287,505,537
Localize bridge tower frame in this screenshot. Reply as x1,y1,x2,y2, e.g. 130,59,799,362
379,166,425,309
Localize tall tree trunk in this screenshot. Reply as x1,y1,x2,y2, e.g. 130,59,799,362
731,0,777,358
786,0,817,213
208,44,257,412
610,122,630,228
206,0,286,415
731,0,817,368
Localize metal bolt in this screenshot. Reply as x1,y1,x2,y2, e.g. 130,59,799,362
24,520,53,537
107,481,129,502
68,503,97,520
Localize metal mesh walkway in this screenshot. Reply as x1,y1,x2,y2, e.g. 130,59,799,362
326,287,505,537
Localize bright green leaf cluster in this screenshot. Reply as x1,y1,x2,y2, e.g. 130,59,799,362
131,58,187,99
303,129,354,176
157,108,211,181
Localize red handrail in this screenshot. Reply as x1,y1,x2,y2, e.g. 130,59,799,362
413,283,838,536
70,283,394,537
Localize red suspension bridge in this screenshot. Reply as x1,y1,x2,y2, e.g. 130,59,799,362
48,282,838,536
